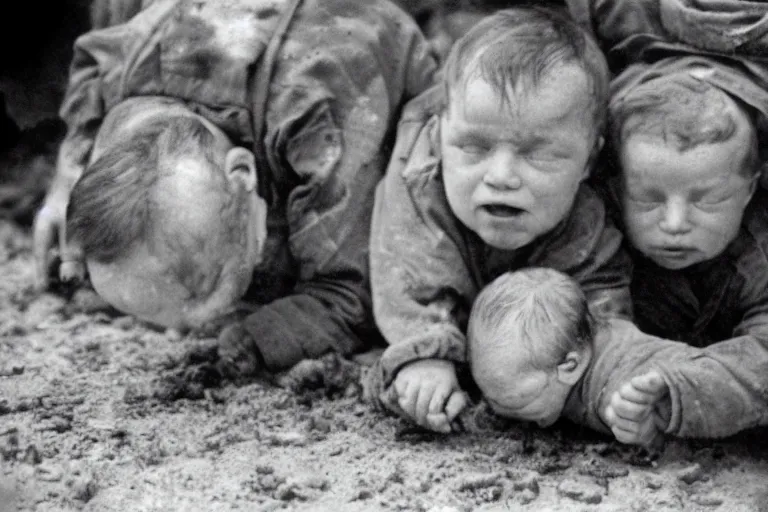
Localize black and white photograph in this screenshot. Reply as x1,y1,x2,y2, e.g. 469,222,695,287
1,0,768,510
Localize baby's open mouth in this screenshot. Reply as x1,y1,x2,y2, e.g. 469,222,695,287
484,204,524,217
656,245,694,255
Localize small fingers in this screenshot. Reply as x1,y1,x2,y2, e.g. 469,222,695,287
610,392,653,422
605,399,647,433
607,414,643,435
392,371,411,398
428,383,452,416
630,371,668,399
32,212,56,289
607,400,662,448
413,383,437,427
444,391,469,422
396,379,420,423
617,380,658,405
59,260,86,283
425,412,452,434
392,361,461,430
611,424,641,445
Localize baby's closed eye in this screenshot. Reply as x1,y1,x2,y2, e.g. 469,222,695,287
693,193,731,206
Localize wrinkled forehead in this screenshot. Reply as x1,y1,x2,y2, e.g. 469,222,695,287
450,65,596,129
461,60,587,96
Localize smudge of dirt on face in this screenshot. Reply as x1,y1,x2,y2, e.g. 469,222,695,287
2,220,768,511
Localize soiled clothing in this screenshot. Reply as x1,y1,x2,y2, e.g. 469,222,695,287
366,87,634,403
566,0,768,66
58,0,437,369
89,0,152,28
566,0,768,172
563,0,768,437
565,316,768,439
629,193,768,436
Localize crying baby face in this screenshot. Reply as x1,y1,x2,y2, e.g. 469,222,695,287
439,66,598,251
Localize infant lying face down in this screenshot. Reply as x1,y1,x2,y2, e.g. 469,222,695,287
467,268,669,447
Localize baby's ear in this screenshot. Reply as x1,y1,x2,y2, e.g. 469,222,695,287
556,349,591,386
224,147,257,192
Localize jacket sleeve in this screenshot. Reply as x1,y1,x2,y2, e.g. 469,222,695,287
583,319,768,439
52,25,135,198
656,335,768,438
654,212,768,438
655,262,768,437
53,0,184,197
90,0,156,29
368,117,476,390
564,0,665,50
570,318,658,435
239,118,385,369
567,0,768,56
239,18,439,371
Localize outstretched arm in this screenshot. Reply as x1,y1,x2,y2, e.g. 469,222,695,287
643,248,768,439
222,13,439,372
32,22,137,288
364,114,475,431
33,125,95,288
228,129,385,370
590,319,768,441
604,371,669,448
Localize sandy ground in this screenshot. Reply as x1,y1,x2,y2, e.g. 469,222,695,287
0,220,768,512
2,3,768,510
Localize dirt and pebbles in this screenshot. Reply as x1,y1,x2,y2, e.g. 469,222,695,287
2,2,768,510
1,220,768,512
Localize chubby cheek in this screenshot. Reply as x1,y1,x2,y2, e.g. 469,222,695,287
443,171,480,219
622,208,655,244
444,178,473,206
701,218,741,253
532,176,581,216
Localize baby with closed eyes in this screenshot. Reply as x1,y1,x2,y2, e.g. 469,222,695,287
601,70,768,445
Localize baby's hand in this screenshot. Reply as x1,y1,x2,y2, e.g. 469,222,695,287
604,371,669,448
393,359,468,434
33,198,68,290
216,322,264,379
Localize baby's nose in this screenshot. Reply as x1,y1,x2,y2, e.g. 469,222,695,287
483,151,523,190
659,199,692,234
